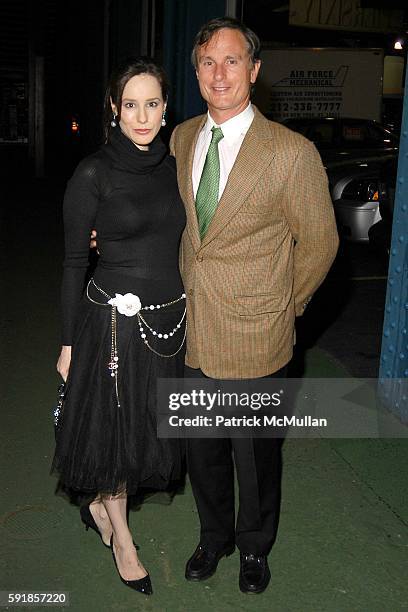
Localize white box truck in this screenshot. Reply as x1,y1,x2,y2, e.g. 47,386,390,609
254,48,383,122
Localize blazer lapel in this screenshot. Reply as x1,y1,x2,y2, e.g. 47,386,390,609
177,116,206,251
201,110,276,249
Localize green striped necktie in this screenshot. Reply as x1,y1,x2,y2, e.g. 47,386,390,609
195,126,224,240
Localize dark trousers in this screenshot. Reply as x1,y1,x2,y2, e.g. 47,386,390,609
184,364,287,556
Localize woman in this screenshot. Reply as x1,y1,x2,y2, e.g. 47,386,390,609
52,57,186,596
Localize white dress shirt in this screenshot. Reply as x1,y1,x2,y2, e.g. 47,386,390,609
192,104,255,200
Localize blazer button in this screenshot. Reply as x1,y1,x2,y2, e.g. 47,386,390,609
197,254,204,262
189,289,194,296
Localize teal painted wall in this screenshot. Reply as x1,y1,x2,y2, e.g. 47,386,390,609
379,70,408,423
162,0,226,125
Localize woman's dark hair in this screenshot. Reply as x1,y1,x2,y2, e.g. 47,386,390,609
191,17,260,69
103,56,169,140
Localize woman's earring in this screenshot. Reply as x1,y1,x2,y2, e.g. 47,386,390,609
111,113,117,128
161,110,167,127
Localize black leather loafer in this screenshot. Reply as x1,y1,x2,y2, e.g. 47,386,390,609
239,553,271,594
185,543,235,581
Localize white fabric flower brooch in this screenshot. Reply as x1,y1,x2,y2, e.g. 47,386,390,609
108,293,142,317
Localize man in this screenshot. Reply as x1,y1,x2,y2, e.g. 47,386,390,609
169,17,339,594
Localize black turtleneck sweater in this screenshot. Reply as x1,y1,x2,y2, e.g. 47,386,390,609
61,127,186,345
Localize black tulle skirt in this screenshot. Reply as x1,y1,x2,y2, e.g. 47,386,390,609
51,290,185,496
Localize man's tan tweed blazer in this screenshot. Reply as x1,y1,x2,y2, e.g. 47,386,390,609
170,107,339,378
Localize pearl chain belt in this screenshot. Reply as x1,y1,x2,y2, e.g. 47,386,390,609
86,278,187,407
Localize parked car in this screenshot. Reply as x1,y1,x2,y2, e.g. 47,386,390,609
279,117,399,241
368,158,397,255
328,157,391,242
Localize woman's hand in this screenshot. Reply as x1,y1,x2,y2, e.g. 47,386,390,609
57,345,72,382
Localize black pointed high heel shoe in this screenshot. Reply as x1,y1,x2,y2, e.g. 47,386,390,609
110,535,153,595
80,503,111,548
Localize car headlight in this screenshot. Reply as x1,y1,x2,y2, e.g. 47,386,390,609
341,179,379,201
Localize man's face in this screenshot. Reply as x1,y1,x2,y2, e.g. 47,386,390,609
195,28,260,123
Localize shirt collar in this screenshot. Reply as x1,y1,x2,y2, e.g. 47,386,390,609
203,104,254,145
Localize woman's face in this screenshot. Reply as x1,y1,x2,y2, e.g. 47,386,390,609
111,73,165,150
